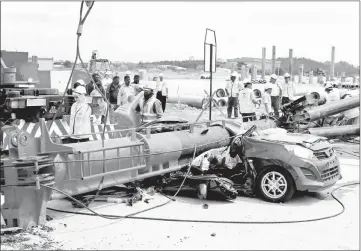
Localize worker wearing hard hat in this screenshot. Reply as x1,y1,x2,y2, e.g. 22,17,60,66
324,83,340,103
135,87,163,124
90,88,107,124
225,71,243,119
269,74,282,118
282,73,296,105
155,73,168,112
117,75,135,106
238,82,260,122
262,83,273,120
74,79,86,89
322,83,341,126
69,85,92,143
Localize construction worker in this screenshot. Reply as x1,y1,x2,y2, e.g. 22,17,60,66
135,87,163,124
73,79,85,89
282,73,296,105
106,75,121,109
262,84,273,120
86,73,105,96
69,85,92,143
322,83,341,126
269,74,282,118
131,74,143,96
225,72,243,119
102,72,113,90
155,73,168,112
239,82,260,122
117,75,135,106
324,83,340,103
90,88,107,124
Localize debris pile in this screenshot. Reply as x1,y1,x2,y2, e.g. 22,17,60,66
70,184,156,208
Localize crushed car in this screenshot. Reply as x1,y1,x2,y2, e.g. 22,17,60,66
158,126,341,203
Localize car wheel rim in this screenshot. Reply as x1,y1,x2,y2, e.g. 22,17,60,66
261,171,288,199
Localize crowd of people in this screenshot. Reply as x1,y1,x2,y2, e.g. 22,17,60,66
226,72,297,122
67,69,357,143
68,72,167,142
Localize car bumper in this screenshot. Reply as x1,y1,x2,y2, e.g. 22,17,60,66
290,155,341,192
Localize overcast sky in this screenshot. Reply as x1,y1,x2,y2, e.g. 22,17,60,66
1,1,359,65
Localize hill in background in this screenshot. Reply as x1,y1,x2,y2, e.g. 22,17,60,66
277,57,359,77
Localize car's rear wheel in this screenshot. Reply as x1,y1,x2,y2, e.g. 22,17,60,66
256,167,295,203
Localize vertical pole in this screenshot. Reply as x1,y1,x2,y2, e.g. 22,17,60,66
240,65,246,81
289,49,293,79
262,47,266,80
251,65,257,80
299,64,304,83
272,45,276,74
245,65,249,79
330,46,335,80
309,70,314,84
209,45,213,121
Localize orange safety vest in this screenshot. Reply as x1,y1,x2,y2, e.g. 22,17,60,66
139,96,158,123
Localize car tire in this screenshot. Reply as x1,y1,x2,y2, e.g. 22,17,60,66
256,166,296,203
197,183,208,200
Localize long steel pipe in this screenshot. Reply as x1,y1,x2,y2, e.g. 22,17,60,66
308,125,360,137
295,96,360,123
52,125,231,199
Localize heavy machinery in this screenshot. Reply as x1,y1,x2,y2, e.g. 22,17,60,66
0,52,71,124
279,94,360,130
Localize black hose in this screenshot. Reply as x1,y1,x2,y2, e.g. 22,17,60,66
46,182,359,224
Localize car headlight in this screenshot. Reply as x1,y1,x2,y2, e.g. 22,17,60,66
285,145,314,159
11,134,18,147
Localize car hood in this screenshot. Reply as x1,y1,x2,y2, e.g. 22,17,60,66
252,132,330,151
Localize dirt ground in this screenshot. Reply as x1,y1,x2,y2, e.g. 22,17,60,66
1,157,358,250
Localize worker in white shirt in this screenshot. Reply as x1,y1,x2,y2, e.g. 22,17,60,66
117,75,135,106
324,83,340,103
322,83,341,126
225,72,243,119
135,87,163,124
262,84,273,120
282,73,296,105
69,86,92,143
155,73,168,112
90,88,107,124
239,82,260,122
269,74,282,118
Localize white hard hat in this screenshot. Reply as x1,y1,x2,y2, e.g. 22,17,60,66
74,85,87,95
270,74,277,79
76,79,85,86
159,73,164,77
264,83,273,90
231,71,238,77
284,73,291,78
324,83,333,89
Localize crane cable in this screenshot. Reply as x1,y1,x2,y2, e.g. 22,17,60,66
48,1,109,207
